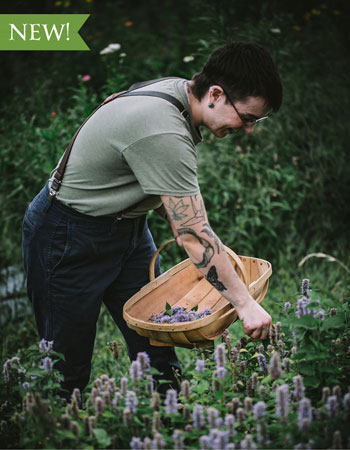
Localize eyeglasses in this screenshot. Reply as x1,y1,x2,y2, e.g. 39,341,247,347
219,85,268,127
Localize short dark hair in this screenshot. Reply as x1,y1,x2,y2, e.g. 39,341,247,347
192,42,283,112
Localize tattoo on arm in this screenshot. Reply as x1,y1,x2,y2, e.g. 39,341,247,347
206,266,227,291
167,198,190,221
180,196,206,226
201,222,221,254
177,227,214,268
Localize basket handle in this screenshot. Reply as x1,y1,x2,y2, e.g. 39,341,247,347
149,239,249,287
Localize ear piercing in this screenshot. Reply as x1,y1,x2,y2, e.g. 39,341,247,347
209,103,214,108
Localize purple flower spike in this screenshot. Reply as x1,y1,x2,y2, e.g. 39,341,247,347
126,390,138,413
136,352,150,372
199,435,211,450
22,381,30,391
224,414,236,437
165,389,178,415
172,429,184,450
214,344,226,369
195,359,206,373
253,401,266,420
216,367,226,380
298,397,312,431
301,279,310,296
326,395,338,417
269,352,282,380
257,353,268,373
293,375,305,401
129,360,142,383
284,302,291,312
276,384,289,422
207,407,219,427
40,357,53,373
130,437,143,450
240,434,257,449
192,404,205,429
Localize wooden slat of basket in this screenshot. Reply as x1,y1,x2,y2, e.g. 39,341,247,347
250,259,260,287
127,264,199,320
196,287,222,311
172,277,212,310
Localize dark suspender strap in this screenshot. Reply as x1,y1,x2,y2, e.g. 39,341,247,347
49,77,187,201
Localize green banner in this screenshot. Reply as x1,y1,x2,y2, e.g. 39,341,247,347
0,14,90,51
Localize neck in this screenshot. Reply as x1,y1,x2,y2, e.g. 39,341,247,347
187,82,204,127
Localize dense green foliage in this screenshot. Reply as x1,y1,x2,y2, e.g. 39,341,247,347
1,279,349,449
0,0,349,270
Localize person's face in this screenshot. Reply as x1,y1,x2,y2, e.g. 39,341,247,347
204,86,269,138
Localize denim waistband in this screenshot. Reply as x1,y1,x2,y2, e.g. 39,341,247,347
45,188,142,225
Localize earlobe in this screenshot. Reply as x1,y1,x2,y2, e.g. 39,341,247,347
208,103,214,108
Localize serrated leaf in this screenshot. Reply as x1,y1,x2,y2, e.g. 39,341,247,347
196,380,209,394
191,305,199,312
93,428,112,447
102,410,116,418
27,368,44,377
321,314,345,330
303,377,320,388
298,365,316,376
213,391,224,399
288,315,318,329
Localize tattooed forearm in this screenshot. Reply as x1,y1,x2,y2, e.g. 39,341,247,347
166,198,190,222
205,266,227,291
201,223,221,253
177,228,214,268
180,196,206,226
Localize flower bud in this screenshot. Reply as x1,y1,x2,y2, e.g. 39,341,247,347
236,407,246,424
152,411,162,433
151,391,161,410
123,407,133,426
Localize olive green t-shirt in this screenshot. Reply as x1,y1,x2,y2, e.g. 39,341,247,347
49,78,202,217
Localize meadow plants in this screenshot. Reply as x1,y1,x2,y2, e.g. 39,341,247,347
1,279,349,449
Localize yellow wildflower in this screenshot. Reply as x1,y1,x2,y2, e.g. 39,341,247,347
293,25,302,31
55,1,62,5
64,1,71,7
86,0,93,3
320,3,327,8
311,8,321,15
124,21,133,27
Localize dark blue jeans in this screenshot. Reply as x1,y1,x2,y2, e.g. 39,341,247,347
22,184,180,398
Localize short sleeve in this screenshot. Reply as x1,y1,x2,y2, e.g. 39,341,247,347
121,133,200,196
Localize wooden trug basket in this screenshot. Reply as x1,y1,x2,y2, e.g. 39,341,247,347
123,240,272,348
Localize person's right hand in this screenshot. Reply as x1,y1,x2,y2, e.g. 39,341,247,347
235,299,272,341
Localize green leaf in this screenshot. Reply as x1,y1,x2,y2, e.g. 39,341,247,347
288,315,318,329
213,391,224,399
102,410,116,419
26,368,44,377
165,302,172,311
321,314,345,330
196,380,209,394
191,305,199,312
303,377,320,388
93,429,112,448
298,365,316,376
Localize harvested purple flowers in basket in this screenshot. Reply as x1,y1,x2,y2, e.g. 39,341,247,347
149,303,212,324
